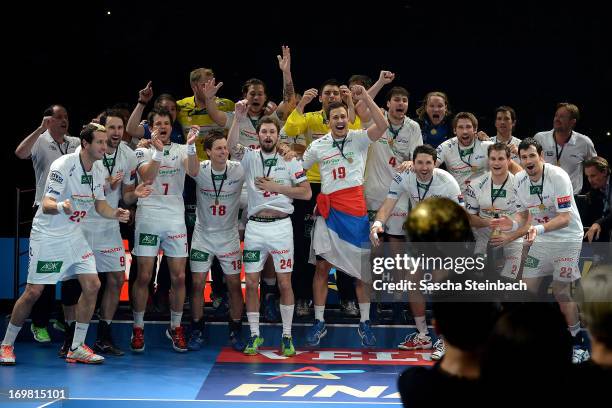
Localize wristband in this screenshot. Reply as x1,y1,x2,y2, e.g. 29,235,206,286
371,220,383,230
187,144,197,156
138,100,147,105
535,224,545,236
152,149,164,162
504,220,519,232
56,201,65,214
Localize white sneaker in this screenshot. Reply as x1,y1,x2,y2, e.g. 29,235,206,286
431,338,446,361
66,344,104,364
571,347,590,364
398,332,432,350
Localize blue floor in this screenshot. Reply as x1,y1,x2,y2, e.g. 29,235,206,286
1,322,427,407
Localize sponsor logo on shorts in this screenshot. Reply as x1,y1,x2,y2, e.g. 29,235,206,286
168,233,187,240
270,249,290,255
557,195,571,209
101,247,123,254
50,170,64,184
37,261,63,273
219,250,241,258
82,252,94,260
191,249,210,262
243,250,260,263
524,255,540,268
139,233,158,246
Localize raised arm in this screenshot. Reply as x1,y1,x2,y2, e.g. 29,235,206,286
15,116,52,159
126,81,154,139
351,85,388,141
203,78,228,127
183,126,200,177
228,99,248,156
137,131,165,184
355,70,395,122
274,45,296,122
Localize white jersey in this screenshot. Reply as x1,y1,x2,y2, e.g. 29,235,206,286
226,111,282,150
192,160,244,232
233,145,307,217
83,142,137,228
436,137,493,192
365,115,422,210
302,129,371,194
388,168,463,208
30,130,81,206
489,135,521,162
533,130,596,193
135,143,187,222
513,164,583,242
32,152,106,237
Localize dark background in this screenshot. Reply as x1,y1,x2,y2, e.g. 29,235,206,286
5,1,610,235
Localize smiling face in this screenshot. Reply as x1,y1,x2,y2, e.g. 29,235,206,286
414,152,435,181
488,148,510,178
328,106,349,138
387,94,409,122
104,116,124,149
495,110,515,137
519,145,545,179
206,137,229,167
320,85,341,110
151,113,173,144
426,95,447,125
87,130,108,161
454,118,476,147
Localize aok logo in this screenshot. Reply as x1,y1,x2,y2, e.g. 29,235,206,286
139,233,158,246
243,250,260,263
37,261,63,273
190,249,209,262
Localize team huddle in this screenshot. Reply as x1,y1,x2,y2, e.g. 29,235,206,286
1,46,598,367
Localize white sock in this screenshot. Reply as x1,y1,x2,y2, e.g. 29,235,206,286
415,316,428,335
2,323,22,346
314,305,325,322
359,303,370,323
280,304,294,337
170,310,183,329
71,323,89,349
263,277,276,286
568,322,581,337
133,311,145,328
247,312,260,337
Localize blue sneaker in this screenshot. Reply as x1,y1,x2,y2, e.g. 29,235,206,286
188,329,203,351
572,346,590,364
358,320,376,347
230,332,246,352
306,320,327,346
212,293,229,318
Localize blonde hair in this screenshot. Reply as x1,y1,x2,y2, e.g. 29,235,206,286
190,68,215,84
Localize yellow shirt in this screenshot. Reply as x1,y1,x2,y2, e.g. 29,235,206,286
176,96,235,160
283,109,362,183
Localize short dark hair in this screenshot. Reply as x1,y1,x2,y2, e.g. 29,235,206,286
488,142,511,158
324,101,347,121
495,106,516,122
319,79,340,94
43,104,66,117
413,144,437,162
99,109,125,126
518,137,542,156
242,78,268,97
256,115,281,134
452,112,478,130
348,74,372,89
386,86,410,103
584,156,610,174
204,129,226,151
147,107,174,125
154,93,177,109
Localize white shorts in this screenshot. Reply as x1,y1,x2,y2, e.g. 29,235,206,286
385,193,410,236
133,219,188,258
27,232,97,285
190,226,241,275
82,225,126,273
243,217,293,274
522,241,582,282
499,241,523,280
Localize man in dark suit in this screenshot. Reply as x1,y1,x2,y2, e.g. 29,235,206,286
584,157,612,244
